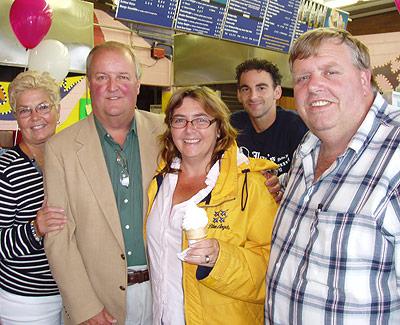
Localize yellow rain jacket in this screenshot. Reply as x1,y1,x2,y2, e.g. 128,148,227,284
146,143,278,325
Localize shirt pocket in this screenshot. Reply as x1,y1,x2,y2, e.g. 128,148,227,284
305,211,393,303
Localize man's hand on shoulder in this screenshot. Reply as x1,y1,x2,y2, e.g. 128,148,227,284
262,171,283,203
81,308,116,325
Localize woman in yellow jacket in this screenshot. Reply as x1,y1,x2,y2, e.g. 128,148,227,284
146,86,278,325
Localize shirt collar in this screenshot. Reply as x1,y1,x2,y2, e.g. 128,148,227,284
94,115,137,144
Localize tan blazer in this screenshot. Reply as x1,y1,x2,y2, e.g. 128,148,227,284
44,110,164,325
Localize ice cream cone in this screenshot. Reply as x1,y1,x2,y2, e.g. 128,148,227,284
182,202,208,244
185,227,207,242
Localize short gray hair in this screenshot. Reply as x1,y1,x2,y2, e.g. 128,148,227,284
86,41,142,80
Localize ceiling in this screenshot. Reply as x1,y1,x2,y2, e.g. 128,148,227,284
333,0,398,18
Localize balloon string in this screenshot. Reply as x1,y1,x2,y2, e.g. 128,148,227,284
24,48,28,72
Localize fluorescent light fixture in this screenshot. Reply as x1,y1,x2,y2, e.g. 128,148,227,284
324,0,358,7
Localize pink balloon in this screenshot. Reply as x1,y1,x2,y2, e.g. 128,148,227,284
395,0,400,13
9,0,53,49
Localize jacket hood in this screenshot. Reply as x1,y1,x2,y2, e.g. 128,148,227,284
201,143,278,207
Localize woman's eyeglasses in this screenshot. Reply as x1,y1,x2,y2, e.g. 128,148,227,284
15,102,54,118
170,117,217,129
115,150,129,188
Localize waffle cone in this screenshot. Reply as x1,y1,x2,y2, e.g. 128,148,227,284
185,227,207,241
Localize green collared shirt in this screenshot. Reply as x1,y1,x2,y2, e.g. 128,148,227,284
95,116,146,266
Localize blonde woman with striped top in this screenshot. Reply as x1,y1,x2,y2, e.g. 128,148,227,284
0,71,67,325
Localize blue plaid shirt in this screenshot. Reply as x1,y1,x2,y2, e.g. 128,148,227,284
266,93,400,325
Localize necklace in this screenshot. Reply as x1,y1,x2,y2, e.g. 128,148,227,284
19,142,44,173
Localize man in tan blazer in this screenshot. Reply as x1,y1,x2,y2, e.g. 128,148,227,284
44,41,164,324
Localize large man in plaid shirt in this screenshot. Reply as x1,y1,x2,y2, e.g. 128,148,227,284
266,27,400,324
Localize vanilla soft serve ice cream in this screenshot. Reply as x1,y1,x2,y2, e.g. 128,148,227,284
182,202,208,243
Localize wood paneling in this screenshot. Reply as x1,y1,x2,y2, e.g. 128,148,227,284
348,11,400,35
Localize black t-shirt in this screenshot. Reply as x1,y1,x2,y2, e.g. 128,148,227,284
230,107,308,175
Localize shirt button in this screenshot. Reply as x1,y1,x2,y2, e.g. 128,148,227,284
124,198,128,204
125,225,130,230
127,251,132,256
269,299,272,306
121,254,125,260
290,228,295,234
119,286,126,291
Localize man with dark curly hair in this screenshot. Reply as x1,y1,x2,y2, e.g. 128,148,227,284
231,58,308,175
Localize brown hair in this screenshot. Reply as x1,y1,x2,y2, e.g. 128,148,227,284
289,27,376,89
159,86,237,174
289,28,372,72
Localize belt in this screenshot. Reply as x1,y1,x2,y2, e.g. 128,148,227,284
127,269,149,286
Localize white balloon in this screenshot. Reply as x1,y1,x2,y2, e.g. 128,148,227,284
28,39,70,82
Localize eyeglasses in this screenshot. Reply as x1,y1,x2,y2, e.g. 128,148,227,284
15,102,54,118
170,117,217,129
115,150,129,188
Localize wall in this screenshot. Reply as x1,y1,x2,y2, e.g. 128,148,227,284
348,11,400,36
94,9,172,87
356,31,400,93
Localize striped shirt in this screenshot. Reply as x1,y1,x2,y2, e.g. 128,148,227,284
266,93,400,324
0,146,59,296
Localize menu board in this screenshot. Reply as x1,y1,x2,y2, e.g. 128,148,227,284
174,0,226,37
115,0,347,54
292,0,349,43
115,0,179,28
260,0,301,52
222,0,268,46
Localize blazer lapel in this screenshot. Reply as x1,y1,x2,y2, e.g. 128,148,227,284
135,109,163,219
75,115,125,250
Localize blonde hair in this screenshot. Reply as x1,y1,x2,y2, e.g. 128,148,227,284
8,70,60,113
86,41,142,80
159,86,237,174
